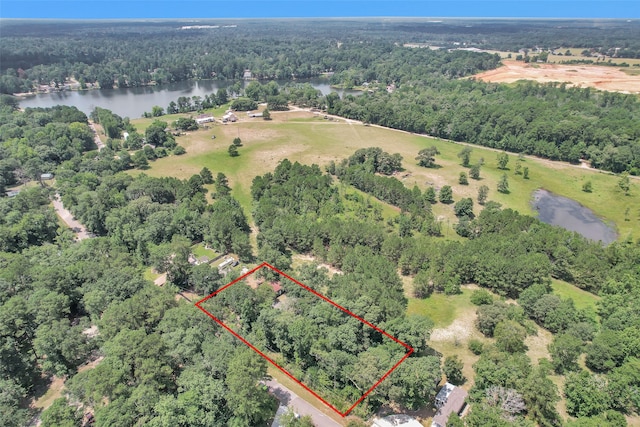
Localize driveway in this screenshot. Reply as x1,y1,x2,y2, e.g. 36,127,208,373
265,379,342,427
52,194,91,240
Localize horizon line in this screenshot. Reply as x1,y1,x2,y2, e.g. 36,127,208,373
1,16,639,21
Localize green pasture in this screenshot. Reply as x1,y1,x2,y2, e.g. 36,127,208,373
407,288,476,328
131,112,640,239
551,279,600,312
191,243,219,259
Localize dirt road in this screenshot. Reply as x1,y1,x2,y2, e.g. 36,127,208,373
88,121,105,150
265,379,342,427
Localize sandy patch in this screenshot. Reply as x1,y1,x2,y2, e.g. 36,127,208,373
243,274,262,289
292,253,343,276
525,326,553,365
473,60,640,93
430,316,475,343
82,325,99,338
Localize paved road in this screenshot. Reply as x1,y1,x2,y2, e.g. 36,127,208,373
265,379,342,427
52,194,91,240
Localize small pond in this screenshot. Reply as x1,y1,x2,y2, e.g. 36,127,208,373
531,189,617,244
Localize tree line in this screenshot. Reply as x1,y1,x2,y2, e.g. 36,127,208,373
329,79,640,174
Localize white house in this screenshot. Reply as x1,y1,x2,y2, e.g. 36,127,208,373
222,112,238,123
195,114,215,125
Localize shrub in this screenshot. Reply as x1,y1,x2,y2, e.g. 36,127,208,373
471,289,493,306
468,339,484,355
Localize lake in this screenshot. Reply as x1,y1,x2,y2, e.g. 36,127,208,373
18,78,358,119
531,189,617,244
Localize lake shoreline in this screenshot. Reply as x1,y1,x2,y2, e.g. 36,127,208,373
16,77,350,118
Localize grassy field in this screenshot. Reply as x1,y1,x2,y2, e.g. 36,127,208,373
479,48,640,66
132,104,232,133
131,110,640,239
551,279,600,312
191,243,219,259
407,289,476,328
406,284,486,391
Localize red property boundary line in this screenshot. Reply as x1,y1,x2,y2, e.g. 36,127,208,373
195,262,414,417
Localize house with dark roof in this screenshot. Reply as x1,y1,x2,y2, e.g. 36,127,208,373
431,382,468,427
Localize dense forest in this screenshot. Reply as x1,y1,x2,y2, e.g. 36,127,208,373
2,19,640,93
1,100,640,426
2,18,640,426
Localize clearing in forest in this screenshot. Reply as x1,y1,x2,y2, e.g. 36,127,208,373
472,60,640,93
195,262,413,417
132,111,640,239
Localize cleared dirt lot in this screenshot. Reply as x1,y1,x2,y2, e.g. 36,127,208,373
473,60,640,93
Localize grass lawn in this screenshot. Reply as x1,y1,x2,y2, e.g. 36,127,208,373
132,104,233,133
143,267,161,281
407,288,476,329
408,285,485,389
191,243,219,259
131,110,640,240
551,279,600,312
32,377,64,410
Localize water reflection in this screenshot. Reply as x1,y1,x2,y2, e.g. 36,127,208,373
19,78,357,118
531,189,617,244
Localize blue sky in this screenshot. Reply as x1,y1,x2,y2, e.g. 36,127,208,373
1,1,639,19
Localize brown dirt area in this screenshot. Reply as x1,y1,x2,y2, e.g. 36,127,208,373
473,60,640,94
292,253,343,276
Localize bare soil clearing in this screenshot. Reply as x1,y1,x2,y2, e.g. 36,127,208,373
473,60,640,93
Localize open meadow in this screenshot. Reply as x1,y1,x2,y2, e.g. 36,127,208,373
131,109,640,239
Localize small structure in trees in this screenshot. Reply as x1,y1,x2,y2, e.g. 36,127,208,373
269,282,285,296
218,256,238,274
432,382,468,427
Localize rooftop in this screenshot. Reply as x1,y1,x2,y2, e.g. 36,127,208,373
372,414,423,427
432,384,468,427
